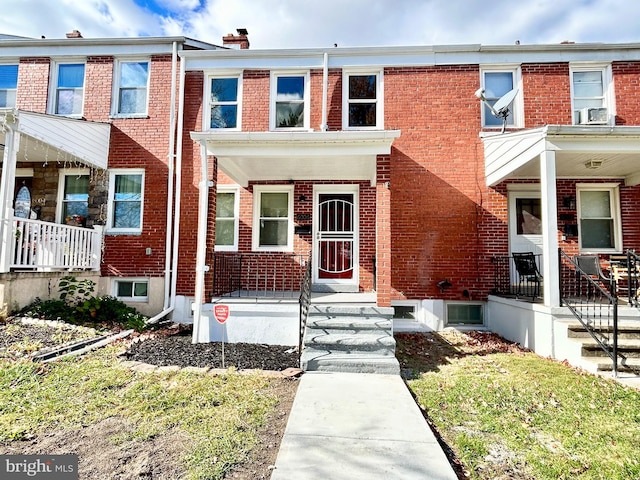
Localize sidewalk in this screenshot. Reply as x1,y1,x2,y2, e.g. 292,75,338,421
270,372,458,480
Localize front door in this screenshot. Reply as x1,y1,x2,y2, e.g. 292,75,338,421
313,186,359,289
508,189,543,279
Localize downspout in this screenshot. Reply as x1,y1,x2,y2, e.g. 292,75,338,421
147,41,179,323
320,52,329,131
192,144,210,343
0,113,18,273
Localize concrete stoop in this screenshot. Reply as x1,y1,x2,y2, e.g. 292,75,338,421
300,305,400,374
567,321,640,374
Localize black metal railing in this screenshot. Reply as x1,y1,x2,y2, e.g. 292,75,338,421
212,252,308,298
491,253,543,301
615,250,640,308
298,254,312,360
559,249,618,376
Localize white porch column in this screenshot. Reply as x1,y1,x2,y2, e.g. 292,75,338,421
540,149,560,307
0,126,19,273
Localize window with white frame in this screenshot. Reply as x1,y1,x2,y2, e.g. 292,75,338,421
570,64,613,125
0,64,18,108
577,183,621,252
114,279,148,302
252,185,294,250
271,73,308,129
480,67,522,128
107,170,144,233
215,187,239,250
446,302,484,326
51,62,85,116
343,71,383,129
57,169,89,224
113,60,149,116
208,75,241,129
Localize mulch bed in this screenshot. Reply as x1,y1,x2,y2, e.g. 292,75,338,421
124,328,300,371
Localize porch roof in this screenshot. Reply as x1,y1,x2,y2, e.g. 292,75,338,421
0,109,111,170
189,130,401,187
481,125,640,187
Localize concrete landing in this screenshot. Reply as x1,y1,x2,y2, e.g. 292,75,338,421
270,372,458,480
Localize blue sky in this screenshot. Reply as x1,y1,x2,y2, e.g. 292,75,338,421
0,0,638,49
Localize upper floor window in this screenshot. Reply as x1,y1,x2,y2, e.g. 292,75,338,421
57,168,89,225
113,60,149,116
52,63,85,116
215,187,239,251
107,169,144,234
343,71,383,129
577,183,621,253
252,185,294,251
480,67,523,128
570,64,613,125
271,73,309,129
0,64,18,108
209,76,241,129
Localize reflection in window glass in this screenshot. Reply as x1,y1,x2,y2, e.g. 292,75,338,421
259,192,289,246
0,64,18,108
210,77,238,128
516,198,542,235
113,174,142,229
580,190,614,249
62,175,89,220
483,71,515,127
117,62,149,114
573,71,604,111
56,64,84,115
275,76,304,127
215,192,236,246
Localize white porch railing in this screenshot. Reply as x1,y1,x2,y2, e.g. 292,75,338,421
11,218,102,271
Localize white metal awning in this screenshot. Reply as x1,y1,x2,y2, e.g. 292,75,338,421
190,130,401,187
482,125,640,186
0,109,111,169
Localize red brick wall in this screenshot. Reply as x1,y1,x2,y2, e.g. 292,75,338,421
522,63,572,126
16,57,50,111
612,62,640,125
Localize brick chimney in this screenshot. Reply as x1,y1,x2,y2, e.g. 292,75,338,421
66,30,83,39
223,28,249,49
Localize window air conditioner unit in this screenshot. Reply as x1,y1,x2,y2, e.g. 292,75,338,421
578,107,608,125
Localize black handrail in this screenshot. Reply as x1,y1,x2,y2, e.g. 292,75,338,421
298,253,312,361
626,250,640,308
559,249,618,376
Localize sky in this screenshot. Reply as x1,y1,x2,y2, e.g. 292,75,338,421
0,0,638,49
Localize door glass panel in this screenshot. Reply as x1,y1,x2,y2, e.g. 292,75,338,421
318,194,354,279
515,198,542,235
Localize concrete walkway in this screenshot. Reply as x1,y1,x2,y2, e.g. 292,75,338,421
270,372,458,480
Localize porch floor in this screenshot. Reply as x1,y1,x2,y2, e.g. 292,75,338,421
211,291,376,305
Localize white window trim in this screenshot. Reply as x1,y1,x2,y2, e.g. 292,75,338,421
252,185,294,251
111,58,150,118
0,63,19,108
204,71,243,131
342,69,384,130
106,168,145,234
48,59,86,117
112,278,149,302
215,185,240,251
569,63,614,126
479,65,524,128
576,182,622,253
270,71,310,131
445,301,485,328
55,167,89,223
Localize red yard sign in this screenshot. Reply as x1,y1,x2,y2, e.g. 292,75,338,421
214,304,229,324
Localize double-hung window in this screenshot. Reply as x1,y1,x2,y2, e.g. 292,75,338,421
577,183,621,252
480,67,523,128
0,64,18,108
570,64,613,125
114,60,149,116
209,76,241,129
343,71,383,129
215,187,239,251
52,62,85,116
253,185,294,251
107,169,144,233
271,73,309,129
57,168,89,224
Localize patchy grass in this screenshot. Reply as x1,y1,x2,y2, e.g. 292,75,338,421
396,331,640,480
0,346,291,479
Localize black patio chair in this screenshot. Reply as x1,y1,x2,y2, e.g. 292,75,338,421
574,255,613,295
512,252,543,300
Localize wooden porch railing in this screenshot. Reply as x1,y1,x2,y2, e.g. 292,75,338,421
11,218,102,271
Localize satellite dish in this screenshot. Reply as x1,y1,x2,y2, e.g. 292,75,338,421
476,87,518,133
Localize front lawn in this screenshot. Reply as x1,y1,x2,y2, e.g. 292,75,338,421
396,331,640,480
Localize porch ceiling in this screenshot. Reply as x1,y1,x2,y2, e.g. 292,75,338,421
190,130,401,187
482,125,640,187
0,110,111,170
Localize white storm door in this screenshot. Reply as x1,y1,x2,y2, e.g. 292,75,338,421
508,189,543,279
313,185,359,286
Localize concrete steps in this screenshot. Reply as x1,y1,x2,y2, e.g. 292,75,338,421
300,305,400,375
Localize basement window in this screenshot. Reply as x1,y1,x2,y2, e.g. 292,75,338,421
446,303,484,326
114,279,148,302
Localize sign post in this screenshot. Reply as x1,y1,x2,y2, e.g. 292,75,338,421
214,305,229,368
